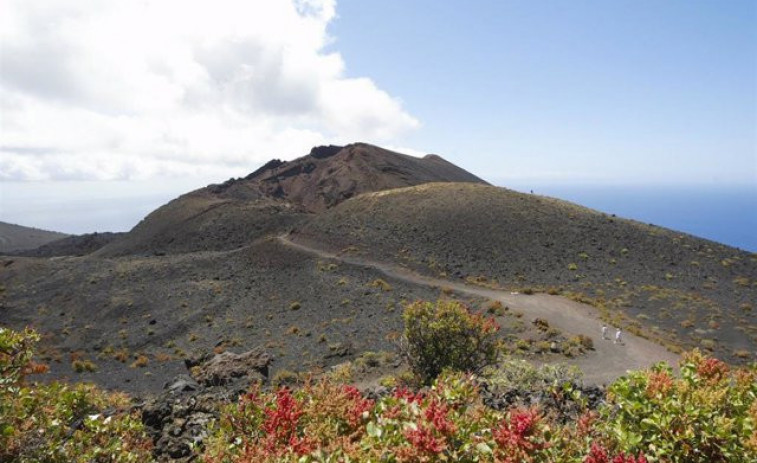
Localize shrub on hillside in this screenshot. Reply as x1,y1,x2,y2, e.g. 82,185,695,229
598,349,757,462
0,327,153,462
401,300,500,384
0,327,45,386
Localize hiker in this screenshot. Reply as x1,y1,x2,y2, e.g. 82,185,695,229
601,325,608,340
615,328,622,344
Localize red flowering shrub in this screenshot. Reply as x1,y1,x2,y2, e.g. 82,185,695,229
584,442,647,463
695,356,729,383
263,388,312,456
6,327,754,463
492,408,549,462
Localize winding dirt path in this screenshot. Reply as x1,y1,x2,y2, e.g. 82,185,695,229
279,234,679,385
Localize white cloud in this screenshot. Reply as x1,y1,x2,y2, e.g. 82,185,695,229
0,0,420,181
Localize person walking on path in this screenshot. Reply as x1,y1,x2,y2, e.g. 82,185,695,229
614,328,622,345
602,325,608,340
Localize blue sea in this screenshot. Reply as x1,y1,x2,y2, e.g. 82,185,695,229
508,184,757,252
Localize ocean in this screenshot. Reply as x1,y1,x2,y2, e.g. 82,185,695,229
506,184,757,253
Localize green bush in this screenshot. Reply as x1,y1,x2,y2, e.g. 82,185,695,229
401,300,500,384
0,327,41,386
598,349,757,462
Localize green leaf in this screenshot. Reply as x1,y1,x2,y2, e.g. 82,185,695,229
1,424,14,436
366,421,382,438
475,442,493,454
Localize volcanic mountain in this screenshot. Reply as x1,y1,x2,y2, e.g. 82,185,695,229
96,143,486,257
0,143,754,395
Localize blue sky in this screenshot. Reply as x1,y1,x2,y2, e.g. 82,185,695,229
330,0,756,186
1,0,755,237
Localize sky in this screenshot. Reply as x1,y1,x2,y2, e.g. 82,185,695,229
1,0,755,236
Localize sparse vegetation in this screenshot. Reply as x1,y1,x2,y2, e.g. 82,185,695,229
113,348,130,363
486,299,506,315
272,369,300,387
369,278,393,292
402,299,500,384
482,358,582,392
130,354,149,368
286,325,300,335
72,359,98,373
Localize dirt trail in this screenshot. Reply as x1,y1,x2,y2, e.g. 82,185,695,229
279,234,679,385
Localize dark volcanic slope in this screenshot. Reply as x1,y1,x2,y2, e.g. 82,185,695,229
98,143,485,257
0,221,69,253
295,182,757,363
96,194,306,257
0,239,455,393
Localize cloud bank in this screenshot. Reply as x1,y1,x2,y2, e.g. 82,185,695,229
0,0,419,181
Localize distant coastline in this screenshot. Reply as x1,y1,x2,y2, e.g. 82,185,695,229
3,181,756,252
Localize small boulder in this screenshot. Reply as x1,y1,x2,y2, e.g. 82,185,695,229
191,348,273,387
164,374,200,394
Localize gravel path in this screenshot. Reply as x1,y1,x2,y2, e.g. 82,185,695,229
279,234,680,385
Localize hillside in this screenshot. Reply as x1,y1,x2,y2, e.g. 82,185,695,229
294,182,757,363
1,238,457,393
0,221,69,253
